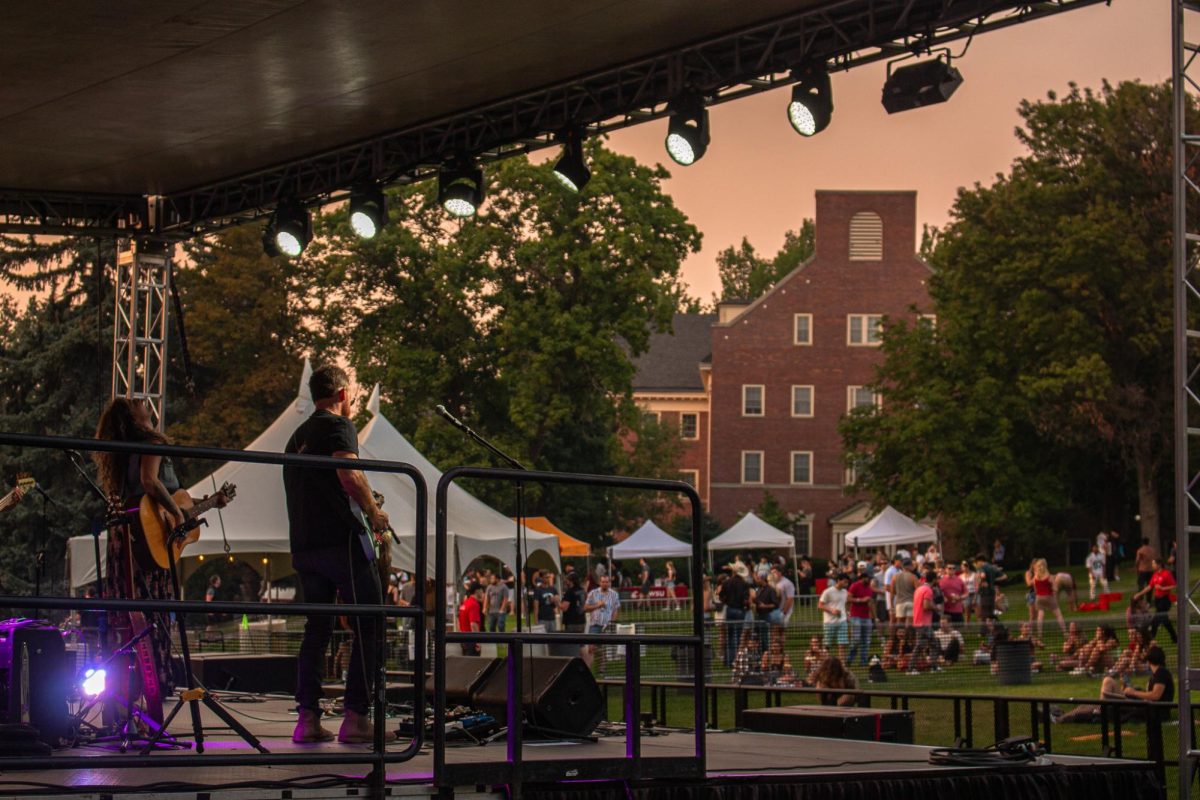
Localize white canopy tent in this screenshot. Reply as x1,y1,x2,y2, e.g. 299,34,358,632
842,505,939,550
609,520,691,560
357,387,560,576
706,511,798,578
67,361,560,589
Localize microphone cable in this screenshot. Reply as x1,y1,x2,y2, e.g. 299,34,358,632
928,736,1048,767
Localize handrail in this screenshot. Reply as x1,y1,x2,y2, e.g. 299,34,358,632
433,465,706,792
0,431,429,794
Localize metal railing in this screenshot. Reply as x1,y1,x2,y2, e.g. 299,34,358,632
433,466,707,792
0,431,429,796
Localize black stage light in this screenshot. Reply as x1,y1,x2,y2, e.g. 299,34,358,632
438,163,484,218
882,57,963,114
787,72,833,137
349,184,387,239
665,94,709,166
553,131,590,192
265,200,312,257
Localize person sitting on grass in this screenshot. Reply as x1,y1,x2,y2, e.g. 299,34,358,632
880,628,900,671
1122,644,1174,718
803,635,829,683
973,617,1001,665
1126,595,1153,643
813,656,859,707
1015,621,1046,673
1051,621,1083,671
1053,669,1129,724
894,626,917,672
1113,628,1152,676
1059,624,1119,675
761,636,792,685
733,628,764,685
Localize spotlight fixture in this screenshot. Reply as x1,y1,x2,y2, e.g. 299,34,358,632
552,130,590,192
264,200,312,257
664,94,710,166
438,162,484,218
82,668,106,698
881,55,963,114
787,71,833,137
349,184,387,239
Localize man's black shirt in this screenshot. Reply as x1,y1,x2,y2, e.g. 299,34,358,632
722,575,750,610
283,409,363,554
534,586,558,622
1149,666,1175,705
562,586,586,625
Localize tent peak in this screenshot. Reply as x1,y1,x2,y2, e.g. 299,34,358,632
367,384,381,416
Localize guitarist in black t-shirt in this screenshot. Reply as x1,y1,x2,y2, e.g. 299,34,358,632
283,364,391,745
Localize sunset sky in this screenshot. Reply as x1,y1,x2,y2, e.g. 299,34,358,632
606,0,1166,302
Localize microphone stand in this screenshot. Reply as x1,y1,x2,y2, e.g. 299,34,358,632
435,406,528,632
32,483,60,597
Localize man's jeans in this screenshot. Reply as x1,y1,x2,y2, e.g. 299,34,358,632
723,607,747,667
848,616,872,666
486,612,508,632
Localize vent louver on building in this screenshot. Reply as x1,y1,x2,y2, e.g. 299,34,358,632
849,211,883,261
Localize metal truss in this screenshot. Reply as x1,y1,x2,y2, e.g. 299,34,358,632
0,0,1105,238
112,240,172,431
0,188,146,238
1176,2,1200,798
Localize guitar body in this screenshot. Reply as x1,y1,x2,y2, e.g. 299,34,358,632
138,483,236,571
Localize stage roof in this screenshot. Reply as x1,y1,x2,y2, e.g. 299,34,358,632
1,0,1104,236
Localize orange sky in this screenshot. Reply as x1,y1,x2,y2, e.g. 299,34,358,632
605,0,1167,302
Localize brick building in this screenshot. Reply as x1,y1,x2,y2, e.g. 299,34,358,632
631,190,932,558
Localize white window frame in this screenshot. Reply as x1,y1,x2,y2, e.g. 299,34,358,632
847,385,882,412
679,469,700,489
641,410,661,425
793,313,813,346
919,313,938,329
847,314,884,346
790,385,814,418
790,451,813,485
742,384,765,417
680,412,699,440
741,451,764,484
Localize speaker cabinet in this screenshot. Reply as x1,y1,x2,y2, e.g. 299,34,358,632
430,656,502,706
473,656,604,738
0,619,70,745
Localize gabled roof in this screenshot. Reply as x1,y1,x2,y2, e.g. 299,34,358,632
630,313,715,393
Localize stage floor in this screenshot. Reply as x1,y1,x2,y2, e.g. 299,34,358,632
0,696,1160,800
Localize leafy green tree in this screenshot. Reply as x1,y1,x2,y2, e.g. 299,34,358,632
714,219,814,303
298,142,701,543
842,80,1193,554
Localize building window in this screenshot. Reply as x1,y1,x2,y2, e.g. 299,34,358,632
919,314,937,329
642,411,660,425
790,451,813,485
742,385,764,416
847,385,881,411
847,314,883,346
680,412,699,440
741,451,763,484
794,521,812,556
793,313,813,345
791,385,814,417
679,469,699,488
849,211,883,261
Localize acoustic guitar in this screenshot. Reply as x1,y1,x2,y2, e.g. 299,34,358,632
138,483,236,570
0,474,36,513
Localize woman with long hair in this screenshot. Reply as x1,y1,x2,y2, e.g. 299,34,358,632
1027,558,1066,639
94,397,185,530
812,656,858,706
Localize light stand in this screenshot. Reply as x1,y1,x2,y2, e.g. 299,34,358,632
141,521,267,755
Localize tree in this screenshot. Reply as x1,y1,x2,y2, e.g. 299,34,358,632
297,142,701,542
713,220,814,303
842,80,1192,554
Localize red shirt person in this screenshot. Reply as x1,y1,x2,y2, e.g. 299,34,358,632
457,582,485,655
1135,559,1178,644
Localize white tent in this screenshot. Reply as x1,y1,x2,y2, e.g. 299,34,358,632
609,520,691,560
842,505,938,550
706,511,798,578
357,387,560,576
67,362,560,588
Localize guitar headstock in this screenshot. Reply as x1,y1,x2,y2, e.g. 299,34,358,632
15,473,35,491
372,490,385,509
219,482,237,501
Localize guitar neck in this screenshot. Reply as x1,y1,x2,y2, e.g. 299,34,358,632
189,494,224,518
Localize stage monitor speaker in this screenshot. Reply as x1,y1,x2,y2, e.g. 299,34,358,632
430,656,502,706
0,619,70,745
473,656,604,738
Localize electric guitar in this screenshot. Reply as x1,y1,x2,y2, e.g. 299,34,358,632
138,483,236,570
0,474,35,513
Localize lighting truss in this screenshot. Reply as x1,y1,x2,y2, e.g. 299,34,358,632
0,0,1107,238
112,240,172,430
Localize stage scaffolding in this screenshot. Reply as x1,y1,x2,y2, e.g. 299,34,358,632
112,239,172,431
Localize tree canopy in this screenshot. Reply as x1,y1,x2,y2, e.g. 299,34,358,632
842,80,1189,554
713,220,814,304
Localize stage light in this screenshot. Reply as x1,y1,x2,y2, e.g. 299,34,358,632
264,201,312,257
664,94,709,166
882,56,963,114
349,185,387,239
82,668,106,697
787,72,833,136
438,162,484,218
552,131,590,192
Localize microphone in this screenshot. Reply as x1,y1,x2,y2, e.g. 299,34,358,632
435,404,466,431
65,449,84,462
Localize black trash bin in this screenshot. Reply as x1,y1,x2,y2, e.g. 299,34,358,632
994,639,1033,685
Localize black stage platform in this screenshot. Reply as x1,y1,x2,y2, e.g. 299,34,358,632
0,698,1161,800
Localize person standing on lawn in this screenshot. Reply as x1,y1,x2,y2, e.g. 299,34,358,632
818,573,850,661
1134,558,1177,644
846,571,874,667
1086,544,1109,600
1134,538,1158,593
974,553,1008,631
